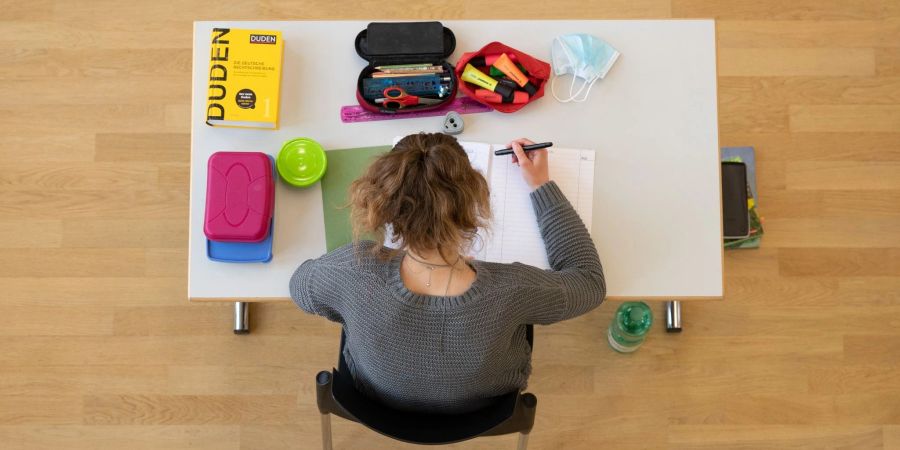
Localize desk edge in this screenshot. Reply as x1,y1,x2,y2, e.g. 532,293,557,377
189,295,724,303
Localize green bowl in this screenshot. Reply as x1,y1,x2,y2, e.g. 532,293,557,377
277,138,327,187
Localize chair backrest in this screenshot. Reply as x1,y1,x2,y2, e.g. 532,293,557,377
315,325,537,445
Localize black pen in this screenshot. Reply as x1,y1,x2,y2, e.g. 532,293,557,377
494,142,553,156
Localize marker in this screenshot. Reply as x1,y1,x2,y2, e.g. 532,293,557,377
494,142,553,156
493,53,538,96
490,63,527,78
474,88,528,104
469,53,519,68
461,64,514,98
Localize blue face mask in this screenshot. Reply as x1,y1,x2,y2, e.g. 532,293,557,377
550,34,620,103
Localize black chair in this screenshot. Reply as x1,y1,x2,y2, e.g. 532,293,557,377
315,325,537,449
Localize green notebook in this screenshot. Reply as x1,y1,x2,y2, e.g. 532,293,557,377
320,145,392,252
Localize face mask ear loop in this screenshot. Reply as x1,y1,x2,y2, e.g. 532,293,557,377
552,73,590,103
568,72,578,98
550,74,564,102
572,76,600,103
551,74,575,102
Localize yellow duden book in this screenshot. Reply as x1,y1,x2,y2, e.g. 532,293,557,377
206,28,283,129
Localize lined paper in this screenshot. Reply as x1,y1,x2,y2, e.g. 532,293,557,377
461,141,492,177
482,145,595,269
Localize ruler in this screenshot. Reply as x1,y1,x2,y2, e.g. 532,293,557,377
340,97,493,123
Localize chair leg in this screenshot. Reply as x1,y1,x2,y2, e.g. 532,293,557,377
516,432,529,450
320,413,333,450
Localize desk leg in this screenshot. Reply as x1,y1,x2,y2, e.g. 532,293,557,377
665,301,682,333
234,302,250,335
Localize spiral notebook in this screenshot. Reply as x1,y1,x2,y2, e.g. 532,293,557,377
392,138,596,269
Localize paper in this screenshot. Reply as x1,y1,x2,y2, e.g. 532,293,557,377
483,145,595,269
460,141,492,177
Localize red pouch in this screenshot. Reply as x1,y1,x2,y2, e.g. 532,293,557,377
455,42,551,113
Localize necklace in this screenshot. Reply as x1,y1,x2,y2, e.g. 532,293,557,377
405,252,460,296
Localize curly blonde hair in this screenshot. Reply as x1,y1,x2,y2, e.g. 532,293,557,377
349,133,491,262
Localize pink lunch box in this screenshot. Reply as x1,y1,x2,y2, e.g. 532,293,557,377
204,151,275,242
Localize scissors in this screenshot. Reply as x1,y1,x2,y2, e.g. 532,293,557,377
375,86,444,109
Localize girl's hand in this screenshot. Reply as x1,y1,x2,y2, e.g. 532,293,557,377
509,138,550,190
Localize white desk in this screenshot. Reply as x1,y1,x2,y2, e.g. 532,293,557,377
189,20,722,310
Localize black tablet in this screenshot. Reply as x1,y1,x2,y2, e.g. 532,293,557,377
721,161,750,239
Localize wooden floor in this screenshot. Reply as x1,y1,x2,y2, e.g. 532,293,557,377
2,1,900,449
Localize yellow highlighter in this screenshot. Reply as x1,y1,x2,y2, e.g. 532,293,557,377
461,64,514,98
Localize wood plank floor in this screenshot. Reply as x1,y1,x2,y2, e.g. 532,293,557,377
2,1,899,449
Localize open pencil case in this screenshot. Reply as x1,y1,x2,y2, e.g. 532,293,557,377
354,21,458,114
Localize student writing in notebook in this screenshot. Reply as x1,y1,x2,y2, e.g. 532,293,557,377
290,133,605,413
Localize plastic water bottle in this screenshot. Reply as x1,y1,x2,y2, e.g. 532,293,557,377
607,302,653,353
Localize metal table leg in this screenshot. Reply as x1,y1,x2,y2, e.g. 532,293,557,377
234,302,250,334
665,301,682,332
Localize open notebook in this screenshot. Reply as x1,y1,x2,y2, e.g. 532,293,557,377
392,138,596,270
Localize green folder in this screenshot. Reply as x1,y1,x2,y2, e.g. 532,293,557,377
320,145,392,251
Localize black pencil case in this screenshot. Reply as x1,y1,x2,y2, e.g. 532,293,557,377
354,21,458,114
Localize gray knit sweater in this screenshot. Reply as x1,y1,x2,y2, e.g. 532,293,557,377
290,181,605,413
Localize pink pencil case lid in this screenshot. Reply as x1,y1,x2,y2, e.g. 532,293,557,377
204,152,274,243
